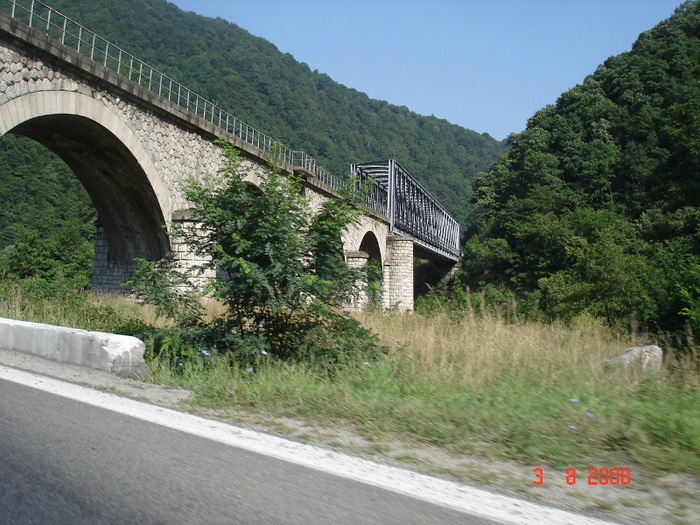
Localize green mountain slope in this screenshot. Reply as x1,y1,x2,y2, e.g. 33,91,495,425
0,134,95,286
463,0,700,345
34,0,506,222
0,136,94,247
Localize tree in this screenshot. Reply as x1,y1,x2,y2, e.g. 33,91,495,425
462,2,700,353
132,139,383,367
0,222,93,288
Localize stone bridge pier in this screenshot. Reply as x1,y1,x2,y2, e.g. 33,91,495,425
344,234,414,311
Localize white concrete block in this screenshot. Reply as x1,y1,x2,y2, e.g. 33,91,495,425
0,317,149,378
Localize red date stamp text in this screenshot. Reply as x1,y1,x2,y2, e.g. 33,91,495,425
534,468,631,485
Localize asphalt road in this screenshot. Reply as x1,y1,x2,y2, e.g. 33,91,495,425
0,377,493,525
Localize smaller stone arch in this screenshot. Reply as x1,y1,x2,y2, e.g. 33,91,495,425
342,217,388,268
344,231,385,310
359,231,382,268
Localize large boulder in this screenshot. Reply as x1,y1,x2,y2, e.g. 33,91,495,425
603,345,663,375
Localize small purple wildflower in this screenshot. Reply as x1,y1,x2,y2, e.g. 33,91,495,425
568,425,576,430
202,350,210,356
258,323,264,328
363,361,370,366
228,390,235,395
178,362,184,367
569,398,578,403
261,350,268,356
586,412,594,418
248,367,254,373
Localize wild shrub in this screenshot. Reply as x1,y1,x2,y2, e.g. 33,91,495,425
129,139,384,369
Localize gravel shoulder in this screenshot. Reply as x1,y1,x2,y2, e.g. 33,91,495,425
1,349,697,525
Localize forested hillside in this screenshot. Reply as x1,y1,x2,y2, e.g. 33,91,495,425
0,135,95,285
3,0,504,226
0,136,94,247
462,1,700,348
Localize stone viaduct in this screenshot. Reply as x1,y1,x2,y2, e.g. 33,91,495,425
0,1,459,311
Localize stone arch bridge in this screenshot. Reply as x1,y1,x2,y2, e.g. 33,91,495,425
0,0,459,311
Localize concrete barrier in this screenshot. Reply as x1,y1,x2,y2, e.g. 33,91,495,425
0,317,149,378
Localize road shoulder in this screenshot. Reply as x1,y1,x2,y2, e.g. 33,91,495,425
1,349,696,525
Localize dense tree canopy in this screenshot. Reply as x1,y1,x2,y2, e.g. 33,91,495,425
463,1,700,347
0,135,95,286
0,136,94,247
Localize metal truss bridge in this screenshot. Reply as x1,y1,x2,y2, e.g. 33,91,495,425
353,161,460,261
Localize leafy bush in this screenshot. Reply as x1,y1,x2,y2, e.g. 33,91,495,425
125,256,203,327
0,222,93,288
130,139,385,370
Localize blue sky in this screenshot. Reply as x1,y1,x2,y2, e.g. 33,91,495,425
169,0,685,141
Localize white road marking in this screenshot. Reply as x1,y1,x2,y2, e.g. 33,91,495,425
0,365,620,525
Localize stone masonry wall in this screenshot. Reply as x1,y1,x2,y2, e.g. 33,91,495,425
345,251,370,311
92,225,135,293
0,41,227,214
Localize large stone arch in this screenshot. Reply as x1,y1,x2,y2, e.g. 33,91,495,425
0,91,173,290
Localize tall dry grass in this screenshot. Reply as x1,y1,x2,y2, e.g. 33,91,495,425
355,307,631,387
344,306,699,472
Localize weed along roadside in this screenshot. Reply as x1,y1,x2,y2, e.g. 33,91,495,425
1,282,699,524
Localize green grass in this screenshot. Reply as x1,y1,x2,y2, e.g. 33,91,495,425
2,276,699,476
149,345,699,475
0,277,151,333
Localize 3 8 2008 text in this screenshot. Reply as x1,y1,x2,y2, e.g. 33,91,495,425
533,468,631,485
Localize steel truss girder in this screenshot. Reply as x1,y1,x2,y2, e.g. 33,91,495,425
352,160,460,261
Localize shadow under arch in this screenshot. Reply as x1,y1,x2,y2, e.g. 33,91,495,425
360,230,383,301
1,93,171,291
359,231,382,268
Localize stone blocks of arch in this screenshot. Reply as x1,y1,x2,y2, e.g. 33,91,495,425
343,221,415,311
